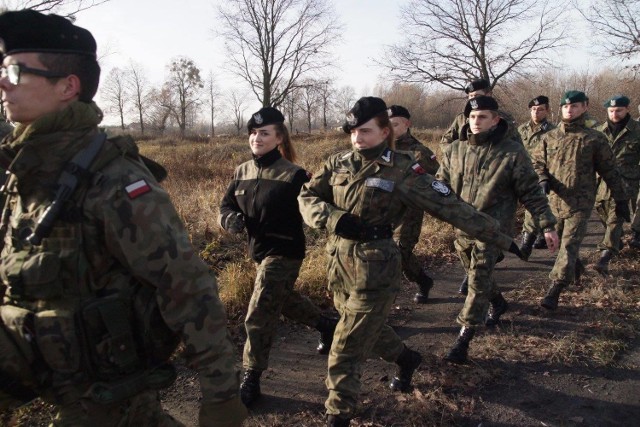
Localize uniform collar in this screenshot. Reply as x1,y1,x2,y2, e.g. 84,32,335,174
253,147,282,167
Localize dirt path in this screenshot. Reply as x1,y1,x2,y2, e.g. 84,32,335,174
162,214,640,426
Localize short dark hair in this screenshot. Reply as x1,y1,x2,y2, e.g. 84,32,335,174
38,52,101,102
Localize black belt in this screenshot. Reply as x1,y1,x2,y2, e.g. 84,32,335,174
359,224,393,241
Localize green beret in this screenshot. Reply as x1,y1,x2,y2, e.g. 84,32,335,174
560,91,587,106
0,10,96,57
388,105,410,119
343,97,387,133
603,95,630,108
464,95,499,118
247,107,285,132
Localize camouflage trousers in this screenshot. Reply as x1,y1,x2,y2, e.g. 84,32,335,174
454,237,501,327
51,389,183,427
393,207,425,282
550,211,590,285
595,197,625,254
324,237,405,418
522,208,541,235
243,256,321,371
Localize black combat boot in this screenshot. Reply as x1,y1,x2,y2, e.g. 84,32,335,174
533,232,548,249
540,281,564,310
316,316,338,355
240,369,262,407
519,231,537,261
485,293,509,327
574,258,585,287
326,414,351,427
413,270,434,304
389,345,422,392
458,275,469,296
630,231,640,249
443,326,475,364
593,249,613,277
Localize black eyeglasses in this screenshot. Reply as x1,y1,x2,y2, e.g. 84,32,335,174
0,63,68,85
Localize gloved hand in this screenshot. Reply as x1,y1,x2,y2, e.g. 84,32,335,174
334,213,364,240
223,212,245,234
539,180,550,195
199,395,248,427
615,200,631,222
508,242,526,260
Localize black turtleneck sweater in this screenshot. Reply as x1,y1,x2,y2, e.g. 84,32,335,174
219,148,309,262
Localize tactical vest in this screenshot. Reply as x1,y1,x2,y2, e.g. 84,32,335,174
0,135,178,406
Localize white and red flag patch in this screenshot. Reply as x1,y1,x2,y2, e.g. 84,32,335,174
411,163,426,175
125,179,151,199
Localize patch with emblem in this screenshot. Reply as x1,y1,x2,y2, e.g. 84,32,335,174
125,179,151,199
533,99,540,105
411,163,426,175
346,113,357,126
565,98,571,104
470,99,478,109
253,113,263,124
610,100,616,106
431,180,451,196
365,177,394,192
380,148,392,163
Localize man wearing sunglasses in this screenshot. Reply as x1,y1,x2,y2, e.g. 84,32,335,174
0,10,246,426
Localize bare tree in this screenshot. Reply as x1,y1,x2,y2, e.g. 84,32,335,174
147,86,174,136
577,0,640,68
334,85,356,117
316,79,334,131
127,61,150,135
227,90,247,136
282,88,299,130
297,80,320,133
101,67,127,130
383,0,568,91
205,71,221,137
217,0,341,107
3,0,110,15
165,57,203,137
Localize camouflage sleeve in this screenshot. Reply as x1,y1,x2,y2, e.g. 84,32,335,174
594,136,628,201
397,168,513,251
440,114,463,145
84,157,240,403
414,144,440,175
435,142,452,183
513,149,556,229
530,136,550,182
298,157,345,233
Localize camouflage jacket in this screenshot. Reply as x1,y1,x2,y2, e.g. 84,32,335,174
0,102,239,405
394,130,439,175
441,110,521,145
219,148,309,262
518,119,556,154
596,116,640,180
298,142,514,253
532,115,627,217
438,120,556,237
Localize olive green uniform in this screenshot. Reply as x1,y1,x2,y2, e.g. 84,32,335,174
0,102,243,425
393,131,439,283
438,121,556,326
595,117,640,252
532,116,627,286
298,143,514,419
518,120,556,234
441,110,521,145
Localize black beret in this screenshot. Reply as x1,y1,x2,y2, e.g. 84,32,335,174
560,90,587,106
603,95,630,108
464,95,499,118
342,97,387,133
464,78,490,94
388,105,411,119
247,107,285,132
0,10,96,57
528,96,549,108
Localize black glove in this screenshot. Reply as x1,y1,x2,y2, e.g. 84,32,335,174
508,242,526,260
539,180,550,195
334,213,364,240
223,212,245,234
615,200,631,222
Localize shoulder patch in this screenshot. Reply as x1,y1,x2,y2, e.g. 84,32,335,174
431,180,451,196
411,163,426,175
380,148,393,163
125,179,151,199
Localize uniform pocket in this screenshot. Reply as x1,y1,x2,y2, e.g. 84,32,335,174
353,242,400,296
0,251,64,301
34,310,81,375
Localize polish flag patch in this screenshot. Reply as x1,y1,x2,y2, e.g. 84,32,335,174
411,163,426,175
125,179,151,199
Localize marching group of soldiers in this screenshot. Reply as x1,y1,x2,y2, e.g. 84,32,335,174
0,8,638,427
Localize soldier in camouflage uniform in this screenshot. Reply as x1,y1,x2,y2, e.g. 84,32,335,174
298,97,523,427
518,96,557,258
437,96,558,364
440,78,520,146
219,106,337,407
593,95,640,273
532,91,629,310
0,11,246,426
388,105,440,303
0,113,12,140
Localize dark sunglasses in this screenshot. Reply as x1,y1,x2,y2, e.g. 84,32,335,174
0,63,68,85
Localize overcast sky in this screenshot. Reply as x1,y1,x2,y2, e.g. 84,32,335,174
72,0,599,125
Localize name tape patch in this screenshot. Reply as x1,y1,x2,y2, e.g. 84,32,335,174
125,179,151,199
365,177,394,192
